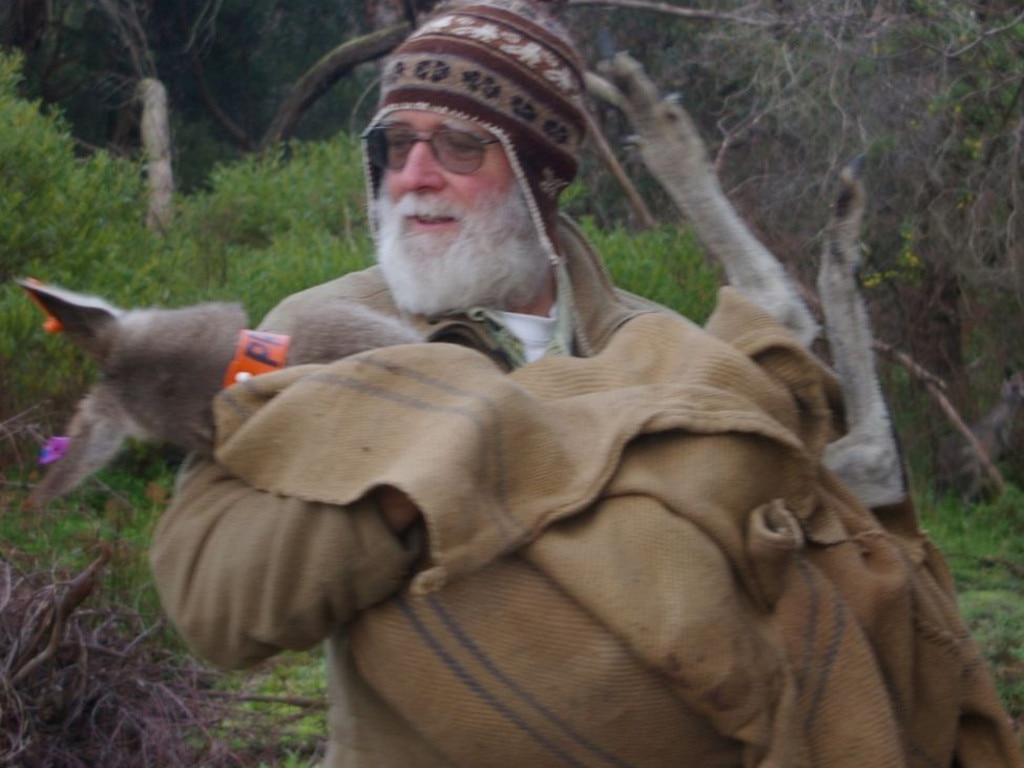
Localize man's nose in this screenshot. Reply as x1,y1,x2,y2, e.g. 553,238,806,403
389,140,445,195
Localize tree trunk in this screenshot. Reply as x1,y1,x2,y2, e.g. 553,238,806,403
136,78,174,233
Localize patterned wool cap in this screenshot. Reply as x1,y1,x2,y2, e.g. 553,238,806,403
364,0,588,258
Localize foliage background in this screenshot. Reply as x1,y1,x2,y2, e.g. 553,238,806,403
3,0,1024,761
5,0,1024,487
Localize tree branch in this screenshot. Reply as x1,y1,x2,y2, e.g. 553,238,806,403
189,42,253,150
944,8,1024,59
872,339,1006,496
260,24,412,150
583,73,656,229
137,78,175,233
567,0,772,27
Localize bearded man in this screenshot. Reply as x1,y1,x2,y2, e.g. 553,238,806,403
149,2,1022,766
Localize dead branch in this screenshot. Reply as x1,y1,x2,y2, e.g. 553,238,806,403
96,0,153,80
204,690,328,709
10,549,109,684
260,23,412,151
1,554,310,765
873,340,1005,496
567,0,772,27
189,42,253,150
136,78,174,233
979,556,1024,579
581,77,656,228
943,8,1024,59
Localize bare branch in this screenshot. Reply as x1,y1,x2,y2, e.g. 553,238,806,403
188,44,253,150
260,24,412,150
11,550,110,685
203,690,328,709
184,0,227,54
944,8,1024,59
567,0,772,27
874,340,1006,497
96,0,154,80
136,78,174,233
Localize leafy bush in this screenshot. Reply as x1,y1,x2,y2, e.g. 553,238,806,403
0,51,162,436
167,135,376,319
0,53,153,286
585,219,721,323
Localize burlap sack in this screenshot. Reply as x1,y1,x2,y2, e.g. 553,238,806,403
212,289,1020,767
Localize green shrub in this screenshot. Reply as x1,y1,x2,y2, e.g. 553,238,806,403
168,134,375,315
585,219,721,322
0,51,162,438
0,53,154,286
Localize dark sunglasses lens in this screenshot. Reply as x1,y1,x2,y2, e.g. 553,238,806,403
365,127,391,170
365,125,490,174
435,130,486,173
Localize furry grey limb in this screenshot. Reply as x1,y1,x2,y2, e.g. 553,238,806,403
817,161,907,507
593,55,907,507
595,52,820,349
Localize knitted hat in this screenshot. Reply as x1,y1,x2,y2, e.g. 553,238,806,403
364,0,588,261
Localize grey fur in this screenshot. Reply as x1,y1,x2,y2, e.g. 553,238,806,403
817,160,907,508
19,280,422,505
594,54,906,508
598,53,820,348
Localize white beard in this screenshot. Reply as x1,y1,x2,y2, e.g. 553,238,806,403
374,185,551,316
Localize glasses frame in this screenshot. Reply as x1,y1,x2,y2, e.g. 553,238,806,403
363,122,501,175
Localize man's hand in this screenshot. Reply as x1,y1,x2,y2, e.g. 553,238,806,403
373,485,421,535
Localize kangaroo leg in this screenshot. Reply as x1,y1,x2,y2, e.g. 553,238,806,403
817,160,906,507
594,52,819,348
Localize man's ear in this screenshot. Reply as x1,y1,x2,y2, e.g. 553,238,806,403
17,279,124,364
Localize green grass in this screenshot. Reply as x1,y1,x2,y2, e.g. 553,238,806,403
221,651,328,766
1,446,178,640
918,483,1024,724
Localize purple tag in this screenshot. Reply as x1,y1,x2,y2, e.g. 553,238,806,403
40,436,71,465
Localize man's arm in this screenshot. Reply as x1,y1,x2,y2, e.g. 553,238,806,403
149,455,422,669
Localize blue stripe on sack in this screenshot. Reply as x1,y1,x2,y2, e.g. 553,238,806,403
806,586,848,727
794,558,819,698
426,594,638,768
398,596,597,767
794,558,848,733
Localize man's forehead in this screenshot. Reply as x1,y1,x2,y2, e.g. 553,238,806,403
384,109,488,135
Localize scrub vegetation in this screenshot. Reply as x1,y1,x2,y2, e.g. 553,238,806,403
2,12,1023,756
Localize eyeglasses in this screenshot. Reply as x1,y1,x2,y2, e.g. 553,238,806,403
363,123,500,175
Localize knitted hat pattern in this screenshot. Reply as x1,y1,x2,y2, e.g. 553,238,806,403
364,0,587,261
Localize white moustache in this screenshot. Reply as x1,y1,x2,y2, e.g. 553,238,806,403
392,194,464,225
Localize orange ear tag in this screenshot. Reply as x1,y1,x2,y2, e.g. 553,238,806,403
222,330,292,388
21,277,65,333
